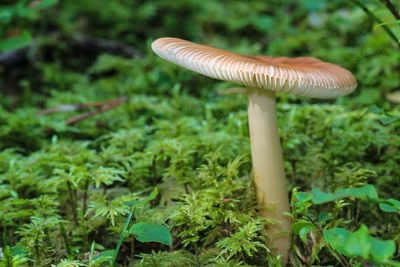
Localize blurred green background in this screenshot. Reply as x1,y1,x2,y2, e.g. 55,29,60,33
1,0,399,104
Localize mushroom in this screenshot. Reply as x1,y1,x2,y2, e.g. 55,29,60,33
151,37,357,262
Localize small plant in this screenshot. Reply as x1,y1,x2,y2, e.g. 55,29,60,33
0,245,29,267
110,188,172,266
291,182,400,266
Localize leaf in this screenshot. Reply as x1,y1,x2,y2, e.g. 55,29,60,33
362,105,400,125
11,245,27,256
379,199,400,213
343,225,370,259
318,212,330,223
124,187,158,208
323,227,350,255
32,0,58,10
379,116,399,126
369,236,396,262
379,203,398,212
129,222,172,246
292,220,314,243
312,185,378,204
0,31,32,52
335,185,378,201
311,188,336,204
299,225,314,243
252,15,273,32
294,191,313,203
0,8,13,24
325,225,397,264
368,105,383,114
93,249,114,262
375,20,400,28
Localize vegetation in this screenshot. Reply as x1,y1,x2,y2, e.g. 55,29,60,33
0,0,399,266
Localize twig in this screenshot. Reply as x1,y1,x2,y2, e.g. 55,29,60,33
380,0,400,20
72,35,141,58
38,98,122,115
351,0,400,48
66,96,127,125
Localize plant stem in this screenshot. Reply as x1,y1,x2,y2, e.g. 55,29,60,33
351,0,400,48
2,222,7,247
59,222,71,255
246,88,291,263
380,0,400,20
151,155,157,181
112,212,134,266
66,181,78,225
82,180,89,216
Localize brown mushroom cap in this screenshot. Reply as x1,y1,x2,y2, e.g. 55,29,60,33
152,37,357,99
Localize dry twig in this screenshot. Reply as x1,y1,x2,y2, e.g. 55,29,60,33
38,96,128,125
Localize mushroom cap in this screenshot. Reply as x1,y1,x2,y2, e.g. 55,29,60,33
152,37,357,99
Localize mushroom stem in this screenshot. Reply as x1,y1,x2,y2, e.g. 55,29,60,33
247,88,291,262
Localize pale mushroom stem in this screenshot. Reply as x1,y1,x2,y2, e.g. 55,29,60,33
247,88,291,262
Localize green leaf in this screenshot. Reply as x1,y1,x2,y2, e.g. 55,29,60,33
379,199,400,213
32,0,58,10
93,249,114,262
292,220,314,243
335,185,378,201
366,105,383,115
299,225,314,243
129,222,172,246
11,245,27,256
325,225,397,264
379,115,399,126
369,236,396,262
312,185,378,204
323,227,350,255
379,203,398,213
0,31,32,52
294,191,313,203
311,188,337,204
344,225,370,259
375,20,400,28
0,9,13,24
318,212,330,223
124,187,158,207
363,105,400,125
252,15,273,32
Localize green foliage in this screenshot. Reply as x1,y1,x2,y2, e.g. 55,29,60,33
291,183,400,266
216,220,269,260
0,245,28,267
0,0,58,52
324,225,398,266
311,185,378,204
364,105,400,125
